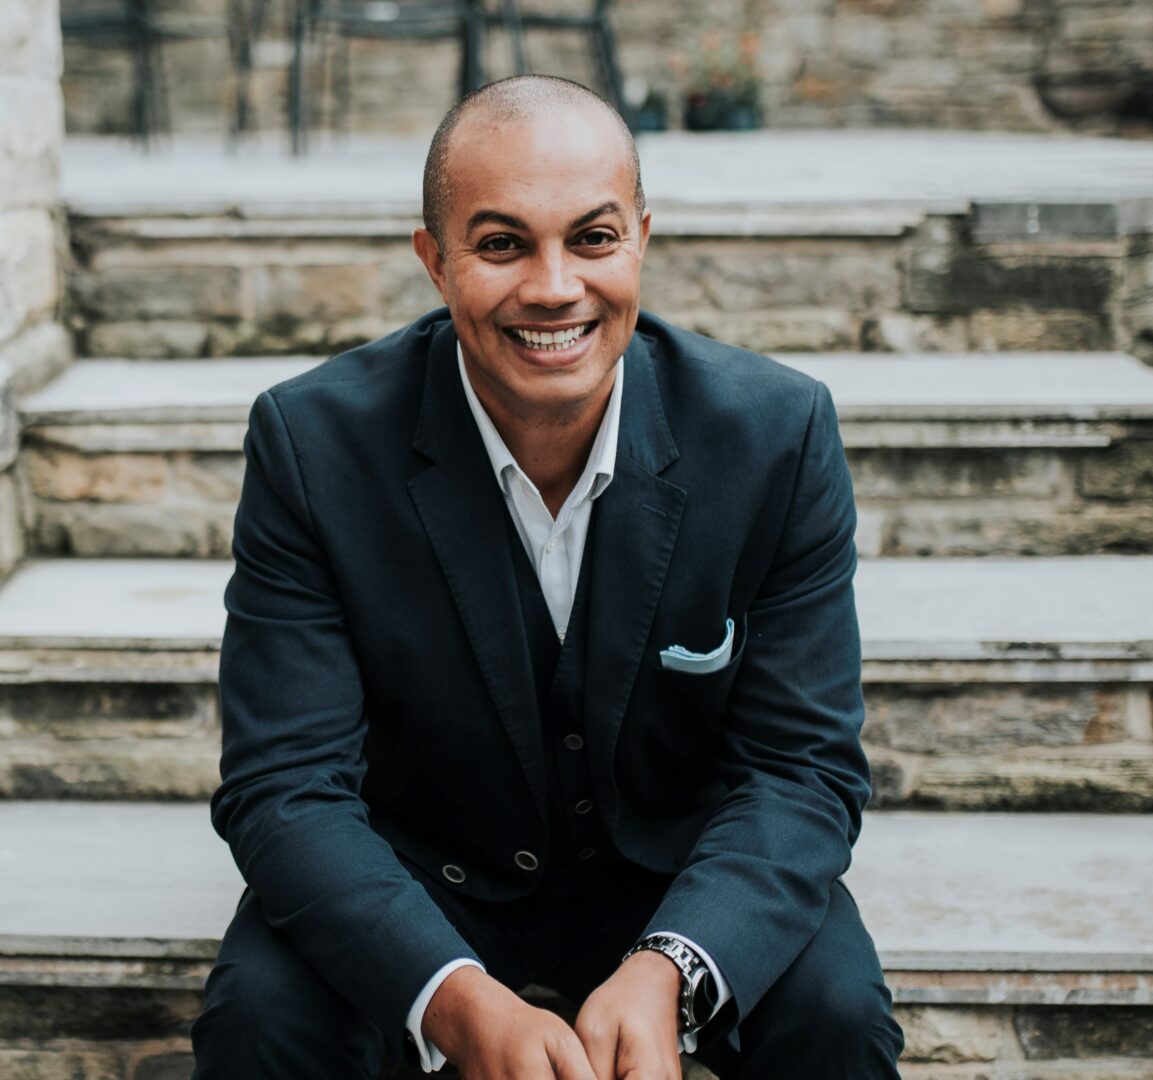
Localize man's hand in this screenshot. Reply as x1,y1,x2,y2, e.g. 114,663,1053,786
423,965,598,1080
574,950,683,1080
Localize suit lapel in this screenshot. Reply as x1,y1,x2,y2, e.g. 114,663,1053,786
585,334,685,826
407,328,547,824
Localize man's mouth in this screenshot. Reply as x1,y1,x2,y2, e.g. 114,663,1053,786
506,323,594,352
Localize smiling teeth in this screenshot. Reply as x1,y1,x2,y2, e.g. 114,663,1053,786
512,324,589,350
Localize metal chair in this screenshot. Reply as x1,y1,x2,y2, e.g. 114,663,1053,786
498,0,629,124
61,0,252,144
288,0,487,154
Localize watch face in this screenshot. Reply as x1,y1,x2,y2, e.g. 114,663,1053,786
689,966,718,1027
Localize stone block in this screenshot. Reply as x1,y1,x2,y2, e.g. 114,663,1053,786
868,313,972,353
862,684,1137,755
1079,442,1153,500
0,321,72,395
899,1006,1004,1063
967,309,1113,352
0,987,200,1041
909,747,1153,811
0,1047,122,1080
670,308,859,353
31,502,234,558
26,448,168,503
906,251,1116,315
972,203,1124,242
0,737,221,798
847,448,1074,501
0,76,61,212
0,210,60,344
877,500,1153,556
168,453,245,502
0,469,26,577
0,0,62,78
0,681,217,732
252,263,381,324
644,240,902,312
83,321,215,360
1015,1006,1153,1059
132,1052,195,1080
70,267,245,322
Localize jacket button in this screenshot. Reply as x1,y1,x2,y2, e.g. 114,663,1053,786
514,850,540,871
578,846,596,860
574,799,594,815
563,734,585,751
441,864,466,884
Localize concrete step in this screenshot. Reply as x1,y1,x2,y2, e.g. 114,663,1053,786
1,804,1149,1078
61,133,1153,362
0,557,1150,808
19,352,1153,558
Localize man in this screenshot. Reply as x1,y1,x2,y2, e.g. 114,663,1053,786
192,75,903,1079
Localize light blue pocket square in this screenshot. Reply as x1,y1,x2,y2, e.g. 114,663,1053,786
659,618,735,674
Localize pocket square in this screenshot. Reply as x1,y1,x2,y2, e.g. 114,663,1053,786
659,618,735,674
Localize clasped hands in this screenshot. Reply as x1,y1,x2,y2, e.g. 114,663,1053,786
422,949,684,1080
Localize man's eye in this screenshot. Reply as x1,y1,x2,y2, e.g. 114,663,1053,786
579,230,617,247
479,235,520,253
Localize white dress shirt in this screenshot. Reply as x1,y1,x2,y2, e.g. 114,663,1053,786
404,348,730,1070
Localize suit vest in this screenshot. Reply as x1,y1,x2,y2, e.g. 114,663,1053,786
505,512,623,894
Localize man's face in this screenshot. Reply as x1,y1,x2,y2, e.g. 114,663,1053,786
413,105,650,429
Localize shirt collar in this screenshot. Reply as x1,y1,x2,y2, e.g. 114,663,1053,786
456,342,621,509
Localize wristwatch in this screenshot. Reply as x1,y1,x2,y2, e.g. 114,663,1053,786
622,935,718,1035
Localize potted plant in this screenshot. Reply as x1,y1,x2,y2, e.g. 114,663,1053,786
681,28,763,131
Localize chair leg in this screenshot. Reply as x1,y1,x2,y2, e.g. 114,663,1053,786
501,0,526,76
593,18,629,126
289,0,308,153
460,10,485,97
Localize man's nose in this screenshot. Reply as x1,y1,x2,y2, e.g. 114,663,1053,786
518,245,584,308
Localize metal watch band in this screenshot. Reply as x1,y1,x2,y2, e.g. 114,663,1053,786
621,934,713,1034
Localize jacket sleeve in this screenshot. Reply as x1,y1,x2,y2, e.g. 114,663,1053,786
211,389,479,1063
642,380,870,1030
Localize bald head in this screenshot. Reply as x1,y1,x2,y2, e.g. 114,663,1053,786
422,75,644,248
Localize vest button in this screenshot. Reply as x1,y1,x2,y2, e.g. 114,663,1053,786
514,850,540,871
441,864,466,884
564,734,585,751
578,847,596,860
574,799,594,815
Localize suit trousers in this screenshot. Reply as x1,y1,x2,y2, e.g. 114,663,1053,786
191,855,903,1079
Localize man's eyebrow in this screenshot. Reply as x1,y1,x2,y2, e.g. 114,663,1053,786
465,210,530,234
570,202,625,229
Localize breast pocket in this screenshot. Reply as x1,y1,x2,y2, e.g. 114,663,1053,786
657,614,747,715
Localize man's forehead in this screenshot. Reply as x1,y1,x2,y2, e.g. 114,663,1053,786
446,102,630,171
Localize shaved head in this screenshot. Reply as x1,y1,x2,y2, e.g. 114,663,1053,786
422,75,644,248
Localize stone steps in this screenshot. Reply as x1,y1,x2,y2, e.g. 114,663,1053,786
0,556,1149,808
60,134,1153,362
1,803,1149,1078
18,352,1153,558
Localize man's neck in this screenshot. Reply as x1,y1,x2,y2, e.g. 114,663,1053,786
492,405,606,518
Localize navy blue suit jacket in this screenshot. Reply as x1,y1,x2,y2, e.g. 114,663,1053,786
212,308,870,1061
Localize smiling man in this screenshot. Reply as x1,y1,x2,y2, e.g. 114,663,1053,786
192,76,903,1080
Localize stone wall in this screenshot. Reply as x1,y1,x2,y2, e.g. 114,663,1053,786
59,0,1153,138
0,0,71,578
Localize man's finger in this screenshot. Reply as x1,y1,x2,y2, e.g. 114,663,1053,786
547,1029,601,1080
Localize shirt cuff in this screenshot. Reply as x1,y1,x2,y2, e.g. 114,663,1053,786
642,931,732,1054
406,957,486,1073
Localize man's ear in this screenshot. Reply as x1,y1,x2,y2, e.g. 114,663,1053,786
412,227,448,299
637,208,652,260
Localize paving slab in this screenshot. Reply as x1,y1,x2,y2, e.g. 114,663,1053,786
60,133,1153,228
1,804,1150,982
0,560,229,648
1,557,1151,661
21,352,1153,427
855,557,1153,662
